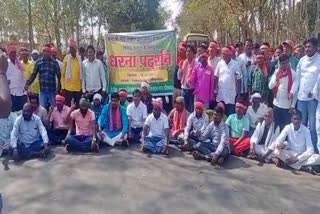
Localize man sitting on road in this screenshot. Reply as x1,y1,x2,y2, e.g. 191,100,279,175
98,92,129,147
180,101,209,151
127,89,148,144
168,96,188,144
65,98,98,153
249,108,280,163
0,112,17,156
272,109,320,174
11,103,50,160
141,98,169,155
226,101,251,156
48,95,71,144
192,106,230,166
29,93,48,127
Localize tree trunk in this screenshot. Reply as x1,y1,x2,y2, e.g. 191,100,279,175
75,0,81,46
27,0,34,49
53,0,61,48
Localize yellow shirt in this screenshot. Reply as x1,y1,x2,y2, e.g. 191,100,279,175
22,60,39,94
61,55,81,91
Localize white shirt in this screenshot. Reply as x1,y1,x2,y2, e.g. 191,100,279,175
215,59,242,104
208,56,220,68
246,103,269,128
269,69,299,109
6,59,26,96
82,58,106,93
313,74,320,119
296,52,320,101
127,101,148,128
145,113,169,138
275,123,314,161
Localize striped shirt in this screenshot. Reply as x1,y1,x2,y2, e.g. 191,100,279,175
200,121,230,155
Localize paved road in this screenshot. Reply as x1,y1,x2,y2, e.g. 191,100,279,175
1,145,319,214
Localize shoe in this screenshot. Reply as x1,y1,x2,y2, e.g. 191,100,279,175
65,144,71,153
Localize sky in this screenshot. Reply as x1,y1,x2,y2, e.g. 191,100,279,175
161,0,183,29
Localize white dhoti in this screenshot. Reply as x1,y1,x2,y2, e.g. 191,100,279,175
254,144,274,162
276,149,320,170
100,132,127,147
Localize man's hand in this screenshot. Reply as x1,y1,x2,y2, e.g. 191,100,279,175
70,98,76,110
48,106,54,114
276,143,285,150
211,153,219,165
308,92,313,98
288,108,294,114
248,146,256,158
285,156,299,165
288,93,293,100
0,54,8,74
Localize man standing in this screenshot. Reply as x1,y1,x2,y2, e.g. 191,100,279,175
31,50,40,63
20,48,38,94
98,92,128,147
208,42,220,68
82,45,106,102
296,37,320,152
269,54,299,130
238,39,255,96
51,46,62,69
313,74,320,153
61,39,83,106
188,52,215,108
215,47,242,116
25,45,61,108
141,98,169,155
65,98,98,153
127,89,148,144
11,103,49,160
6,43,27,112
179,45,196,113
273,110,320,173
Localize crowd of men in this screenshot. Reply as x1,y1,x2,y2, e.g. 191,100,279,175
0,36,320,175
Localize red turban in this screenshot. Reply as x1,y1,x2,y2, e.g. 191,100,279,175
209,42,218,49
221,47,232,56
194,101,204,111
51,46,58,54
7,43,17,54
119,89,128,97
55,94,65,102
236,102,247,111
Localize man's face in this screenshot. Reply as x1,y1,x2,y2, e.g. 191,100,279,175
222,53,231,62
195,108,203,117
179,49,186,59
87,49,95,59
70,47,76,56
252,97,261,105
213,112,222,124
30,99,39,112
111,98,119,108
80,106,89,115
93,99,101,106
186,48,194,59
283,44,292,56
235,106,244,116
305,42,317,57
274,49,283,58
96,53,103,61
236,46,243,54
42,48,51,58
133,92,141,103
260,47,269,56
294,47,304,59
245,41,253,53
208,47,217,56
32,53,40,61
119,94,127,103
199,56,208,66
153,106,161,118
22,109,33,121
52,52,58,59
256,57,264,66
56,101,64,111
291,115,301,129
175,101,184,111
20,52,29,61
280,60,290,70
197,47,205,55
264,111,273,125
9,51,16,62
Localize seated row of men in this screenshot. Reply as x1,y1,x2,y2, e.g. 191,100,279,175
0,88,319,175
